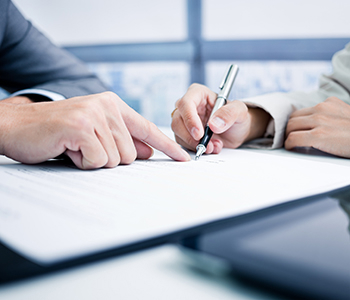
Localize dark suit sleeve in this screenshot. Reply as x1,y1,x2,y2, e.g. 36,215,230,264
0,0,108,98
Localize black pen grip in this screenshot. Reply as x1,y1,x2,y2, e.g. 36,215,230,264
199,125,213,147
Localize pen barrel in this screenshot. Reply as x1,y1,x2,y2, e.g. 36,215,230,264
208,64,239,119
219,64,239,97
199,125,213,147
209,96,227,119
197,64,239,153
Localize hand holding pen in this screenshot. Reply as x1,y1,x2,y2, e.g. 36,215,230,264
195,64,239,160
171,65,271,157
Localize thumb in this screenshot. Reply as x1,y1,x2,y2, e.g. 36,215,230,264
208,100,248,134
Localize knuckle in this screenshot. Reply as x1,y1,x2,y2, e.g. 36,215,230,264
314,102,325,112
176,98,186,110
189,83,213,95
146,121,158,135
284,141,294,151
108,155,121,168
311,127,326,139
326,96,339,103
312,113,327,125
121,149,137,165
101,91,116,100
314,100,335,112
286,118,295,129
68,111,92,132
189,83,202,90
99,91,118,106
93,160,107,170
138,120,156,141
84,154,108,170
286,131,297,143
182,110,194,124
238,100,248,112
284,137,292,149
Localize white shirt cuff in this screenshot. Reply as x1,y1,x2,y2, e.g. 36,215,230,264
11,89,66,101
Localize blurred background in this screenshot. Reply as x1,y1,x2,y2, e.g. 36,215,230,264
10,0,350,126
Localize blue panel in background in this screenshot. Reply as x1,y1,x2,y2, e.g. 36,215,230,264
66,38,349,63
187,0,204,84
201,38,350,61
63,0,350,86
65,41,196,63
3,0,347,126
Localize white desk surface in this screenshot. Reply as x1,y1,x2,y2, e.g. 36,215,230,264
1,147,350,300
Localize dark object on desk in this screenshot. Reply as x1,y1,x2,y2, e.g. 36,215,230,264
2,187,350,291
180,189,350,300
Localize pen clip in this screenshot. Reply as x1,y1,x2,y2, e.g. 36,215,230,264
219,65,233,90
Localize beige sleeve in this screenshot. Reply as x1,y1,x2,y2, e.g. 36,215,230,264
240,42,350,149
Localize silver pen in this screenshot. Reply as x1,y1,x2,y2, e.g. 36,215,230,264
195,64,239,160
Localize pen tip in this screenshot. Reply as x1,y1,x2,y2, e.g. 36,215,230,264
194,144,206,161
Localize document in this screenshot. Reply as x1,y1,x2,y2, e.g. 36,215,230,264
1,149,350,264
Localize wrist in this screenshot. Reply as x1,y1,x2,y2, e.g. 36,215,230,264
0,103,18,155
245,107,271,142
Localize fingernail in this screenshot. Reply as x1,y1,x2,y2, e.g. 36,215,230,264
191,127,199,139
211,117,226,129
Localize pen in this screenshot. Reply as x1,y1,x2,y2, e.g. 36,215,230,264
195,64,239,160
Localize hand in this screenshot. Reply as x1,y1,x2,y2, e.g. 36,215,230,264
171,84,270,154
285,97,350,158
0,92,190,169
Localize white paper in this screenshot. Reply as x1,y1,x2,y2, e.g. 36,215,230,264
1,149,350,264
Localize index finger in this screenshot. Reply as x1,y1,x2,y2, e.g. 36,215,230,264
122,107,191,162
176,84,217,140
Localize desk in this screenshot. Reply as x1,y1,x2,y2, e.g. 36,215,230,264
0,245,287,300
1,145,350,299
